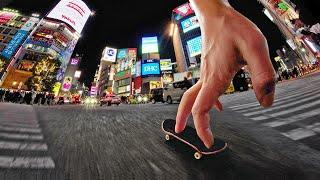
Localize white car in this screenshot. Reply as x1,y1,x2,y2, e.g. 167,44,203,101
163,81,189,104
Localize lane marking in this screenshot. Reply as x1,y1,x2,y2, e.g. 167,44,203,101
263,108,320,127
0,133,44,141
0,141,48,151
229,86,320,110
281,128,316,141
0,125,42,133
0,156,55,169
243,93,320,116
0,122,39,128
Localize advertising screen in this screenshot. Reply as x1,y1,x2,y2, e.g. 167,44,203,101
173,3,194,20
142,59,160,77
70,58,80,65
74,70,81,78
62,76,73,91
0,11,15,24
117,49,127,59
181,16,199,33
160,59,172,71
1,30,28,60
102,47,117,62
142,37,159,54
47,0,91,34
187,36,202,57
136,61,141,77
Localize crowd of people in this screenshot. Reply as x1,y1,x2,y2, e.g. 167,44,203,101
0,89,55,105
278,63,320,81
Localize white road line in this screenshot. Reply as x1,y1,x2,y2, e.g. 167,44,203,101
263,108,320,127
251,116,269,121
230,86,320,110
0,125,41,133
0,141,48,151
266,99,320,118
0,133,44,140
238,90,320,113
243,93,320,116
281,128,316,141
0,156,55,169
0,122,39,128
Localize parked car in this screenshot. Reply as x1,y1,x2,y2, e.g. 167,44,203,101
150,88,164,104
163,81,190,104
100,94,121,106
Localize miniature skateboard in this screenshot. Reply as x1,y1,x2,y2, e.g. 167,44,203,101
162,119,228,160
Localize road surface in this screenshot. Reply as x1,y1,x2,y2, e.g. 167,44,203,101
0,73,320,180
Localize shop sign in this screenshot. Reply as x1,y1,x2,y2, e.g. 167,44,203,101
102,47,117,62
160,59,173,71
1,30,28,60
0,11,15,24
114,69,131,80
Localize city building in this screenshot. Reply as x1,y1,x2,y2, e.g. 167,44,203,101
171,3,201,80
259,0,319,66
0,8,40,88
96,46,117,96
1,0,91,92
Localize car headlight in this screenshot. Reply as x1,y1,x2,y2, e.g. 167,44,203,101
85,99,90,104
143,96,148,102
137,96,143,102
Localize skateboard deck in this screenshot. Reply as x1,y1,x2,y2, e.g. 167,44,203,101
162,119,227,159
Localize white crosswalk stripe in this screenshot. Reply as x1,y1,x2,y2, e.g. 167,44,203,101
0,156,55,169
243,93,320,116
0,104,55,169
227,78,320,143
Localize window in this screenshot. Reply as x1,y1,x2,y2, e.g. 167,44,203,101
0,27,5,33
2,28,11,34
0,44,5,52
9,29,17,35
0,35,5,41
3,36,12,43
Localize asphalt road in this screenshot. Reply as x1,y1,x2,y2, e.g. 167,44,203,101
1,73,320,180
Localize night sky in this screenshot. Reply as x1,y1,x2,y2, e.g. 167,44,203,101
5,0,318,86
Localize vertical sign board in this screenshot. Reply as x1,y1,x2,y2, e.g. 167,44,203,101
1,30,28,60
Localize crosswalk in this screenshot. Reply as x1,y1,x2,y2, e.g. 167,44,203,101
227,77,320,150
0,104,55,169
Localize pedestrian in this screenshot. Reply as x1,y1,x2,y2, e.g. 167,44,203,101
31,90,37,105
175,0,276,148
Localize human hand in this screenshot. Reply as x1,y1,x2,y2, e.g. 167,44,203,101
175,1,276,148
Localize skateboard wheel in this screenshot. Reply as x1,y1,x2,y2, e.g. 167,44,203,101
194,152,202,160
165,134,171,141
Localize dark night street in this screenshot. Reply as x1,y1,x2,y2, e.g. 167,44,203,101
1,73,320,180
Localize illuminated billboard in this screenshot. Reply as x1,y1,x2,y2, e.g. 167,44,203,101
1,30,28,59
102,47,117,62
160,59,172,71
0,11,15,24
70,58,80,65
62,76,73,91
47,0,91,34
141,59,160,77
181,16,199,33
187,36,202,57
142,37,159,54
173,3,194,20
74,70,81,78
117,49,127,59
